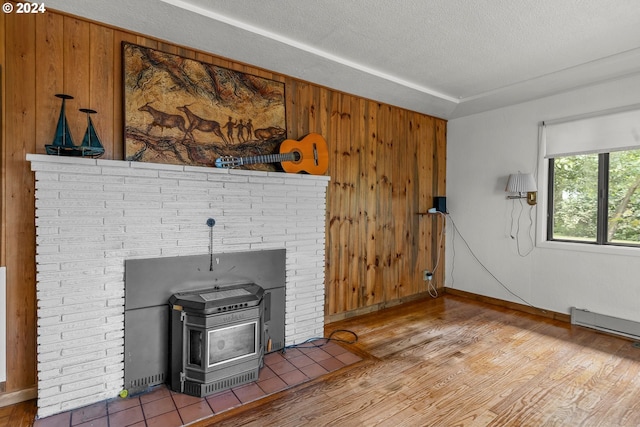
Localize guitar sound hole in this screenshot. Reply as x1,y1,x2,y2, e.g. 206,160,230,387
291,150,301,163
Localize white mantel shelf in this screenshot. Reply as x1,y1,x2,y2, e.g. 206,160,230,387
26,153,331,182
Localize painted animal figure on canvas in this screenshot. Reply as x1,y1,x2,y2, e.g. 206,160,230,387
177,105,229,145
138,102,188,137
254,126,286,141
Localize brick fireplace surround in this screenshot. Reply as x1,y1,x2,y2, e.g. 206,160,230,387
27,154,330,418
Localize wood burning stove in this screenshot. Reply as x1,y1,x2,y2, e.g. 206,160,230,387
123,250,286,396
168,283,265,397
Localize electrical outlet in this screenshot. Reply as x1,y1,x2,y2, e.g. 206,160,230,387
423,270,432,281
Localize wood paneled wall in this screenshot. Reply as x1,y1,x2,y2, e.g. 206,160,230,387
0,9,446,395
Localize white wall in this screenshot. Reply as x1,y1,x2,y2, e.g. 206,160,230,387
447,73,640,322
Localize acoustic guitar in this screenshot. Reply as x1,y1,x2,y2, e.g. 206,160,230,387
215,133,328,175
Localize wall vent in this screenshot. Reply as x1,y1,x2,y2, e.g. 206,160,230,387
571,307,640,340
127,372,166,392
183,370,259,397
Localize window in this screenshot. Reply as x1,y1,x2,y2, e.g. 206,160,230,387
548,150,640,245
544,107,640,247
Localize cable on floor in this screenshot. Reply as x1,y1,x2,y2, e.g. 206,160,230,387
280,329,358,353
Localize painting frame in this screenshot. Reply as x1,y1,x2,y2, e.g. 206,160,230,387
122,42,287,171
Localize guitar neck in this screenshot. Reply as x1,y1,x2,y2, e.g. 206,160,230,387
236,152,297,166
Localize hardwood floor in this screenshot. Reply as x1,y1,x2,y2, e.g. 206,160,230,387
0,399,36,427
6,294,640,426
197,294,640,426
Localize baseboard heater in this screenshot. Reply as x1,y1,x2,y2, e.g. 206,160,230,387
571,307,640,341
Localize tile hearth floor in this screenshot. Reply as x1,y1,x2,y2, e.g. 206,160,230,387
33,341,362,427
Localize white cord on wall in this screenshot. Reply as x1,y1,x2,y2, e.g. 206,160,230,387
447,213,539,309
427,211,447,298
509,199,535,257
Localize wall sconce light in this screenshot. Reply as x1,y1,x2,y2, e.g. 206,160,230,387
506,172,537,205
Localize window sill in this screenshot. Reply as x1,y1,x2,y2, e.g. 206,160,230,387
537,239,640,257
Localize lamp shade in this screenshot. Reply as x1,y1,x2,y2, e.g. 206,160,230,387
506,173,537,193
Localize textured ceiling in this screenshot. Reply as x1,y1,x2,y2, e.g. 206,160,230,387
46,0,640,119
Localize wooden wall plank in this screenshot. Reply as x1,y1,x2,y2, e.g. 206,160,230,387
343,95,358,311
62,16,91,145
157,41,177,56
0,7,447,397
362,101,379,307
328,92,346,313
318,87,330,138
0,10,6,267
296,82,310,136
112,31,138,160
89,24,115,156
394,108,409,298
34,12,64,153
194,51,213,64
415,115,435,293
4,11,37,392
377,104,394,302
136,36,157,50
352,97,366,308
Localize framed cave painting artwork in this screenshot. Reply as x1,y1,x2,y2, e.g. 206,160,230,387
123,43,286,171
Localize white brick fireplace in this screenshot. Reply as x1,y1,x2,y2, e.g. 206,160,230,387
27,154,330,418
